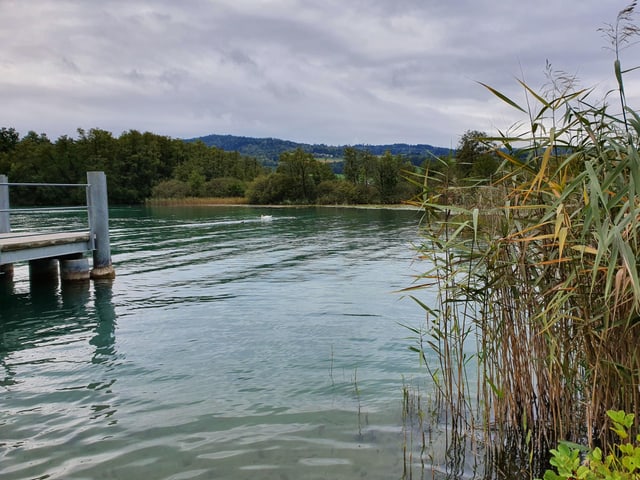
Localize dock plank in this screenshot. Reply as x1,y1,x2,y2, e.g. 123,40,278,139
0,231,92,252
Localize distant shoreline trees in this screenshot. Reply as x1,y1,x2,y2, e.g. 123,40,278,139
0,126,499,206
0,127,268,205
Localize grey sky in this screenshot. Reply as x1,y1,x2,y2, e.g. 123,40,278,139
1,0,637,147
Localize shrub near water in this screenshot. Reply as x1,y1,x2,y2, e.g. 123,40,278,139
543,411,640,480
406,3,640,477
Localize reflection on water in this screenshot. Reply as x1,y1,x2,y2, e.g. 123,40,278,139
90,281,118,363
0,206,445,480
0,278,117,366
0,276,121,479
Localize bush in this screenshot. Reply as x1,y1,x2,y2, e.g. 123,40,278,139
316,180,357,204
542,411,640,480
151,179,190,198
203,177,246,197
246,173,294,204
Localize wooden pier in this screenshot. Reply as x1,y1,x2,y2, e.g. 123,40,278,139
0,231,93,262
0,171,115,283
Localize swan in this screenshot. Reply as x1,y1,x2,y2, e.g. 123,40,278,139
260,215,273,222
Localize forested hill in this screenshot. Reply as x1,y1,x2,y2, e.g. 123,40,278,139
185,133,452,166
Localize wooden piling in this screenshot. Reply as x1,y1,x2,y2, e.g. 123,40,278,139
0,174,13,279
60,257,91,282
29,258,59,284
87,171,115,279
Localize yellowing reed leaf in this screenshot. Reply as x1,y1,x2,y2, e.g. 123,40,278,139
554,204,564,237
571,245,599,255
558,227,568,259
472,208,479,238
507,233,556,243
537,258,572,266
478,81,527,113
583,185,589,206
517,79,552,109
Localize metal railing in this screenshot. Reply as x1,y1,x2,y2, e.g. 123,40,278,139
0,178,93,238
0,172,114,278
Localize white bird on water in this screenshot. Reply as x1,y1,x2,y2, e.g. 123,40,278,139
260,215,273,222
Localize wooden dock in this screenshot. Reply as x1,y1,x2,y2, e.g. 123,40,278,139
0,171,115,283
0,231,93,264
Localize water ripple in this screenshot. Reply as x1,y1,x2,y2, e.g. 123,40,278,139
0,206,434,480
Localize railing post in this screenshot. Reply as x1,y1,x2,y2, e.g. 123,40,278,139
0,174,9,234
0,174,14,278
87,171,115,279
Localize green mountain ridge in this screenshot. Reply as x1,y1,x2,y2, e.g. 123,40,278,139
186,133,452,167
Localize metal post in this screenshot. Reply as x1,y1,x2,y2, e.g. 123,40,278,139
0,174,14,278
87,171,115,279
0,174,9,234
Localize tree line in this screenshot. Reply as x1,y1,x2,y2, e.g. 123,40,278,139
0,127,265,205
0,126,500,206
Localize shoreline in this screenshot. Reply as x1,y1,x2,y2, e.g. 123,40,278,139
145,197,421,210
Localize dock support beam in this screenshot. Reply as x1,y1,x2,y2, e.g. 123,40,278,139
29,258,59,284
87,171,115,279
60,255,91,282
0,174,13,279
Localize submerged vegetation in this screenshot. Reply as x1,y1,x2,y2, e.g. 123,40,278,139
405,3,640,478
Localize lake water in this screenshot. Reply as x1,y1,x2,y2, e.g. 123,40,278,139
0,205,442,480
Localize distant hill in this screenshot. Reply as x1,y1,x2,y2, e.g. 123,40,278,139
185,133,452,168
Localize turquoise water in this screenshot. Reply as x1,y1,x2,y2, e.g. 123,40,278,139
0,205,437,480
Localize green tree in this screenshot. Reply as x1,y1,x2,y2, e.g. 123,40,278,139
0,127,20,174
0,127,19,154
111,130,164,203
315,180,365,205
343,146,359,184
342,147,376,186
469,152,500,182
151,179,190,198
373,151,403,203
246,173,293,204
8,131,62,204
277,148,334,202
455,129,497,180
75,128,116,173
172,141,265,193
10,131,54,182
203,177,246,197
277,148,315,200
360,150,376,186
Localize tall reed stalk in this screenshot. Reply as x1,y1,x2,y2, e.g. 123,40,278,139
404,3,640,477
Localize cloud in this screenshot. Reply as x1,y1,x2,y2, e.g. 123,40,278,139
0,0,637,146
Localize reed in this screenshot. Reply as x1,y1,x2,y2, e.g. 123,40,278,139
404,3,640,476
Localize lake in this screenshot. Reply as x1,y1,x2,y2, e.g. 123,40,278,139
0,205,443,480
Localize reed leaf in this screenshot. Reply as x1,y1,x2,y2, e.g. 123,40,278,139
478,81,527,113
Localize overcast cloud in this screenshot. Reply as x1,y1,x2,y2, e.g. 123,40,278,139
1,0,638,147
